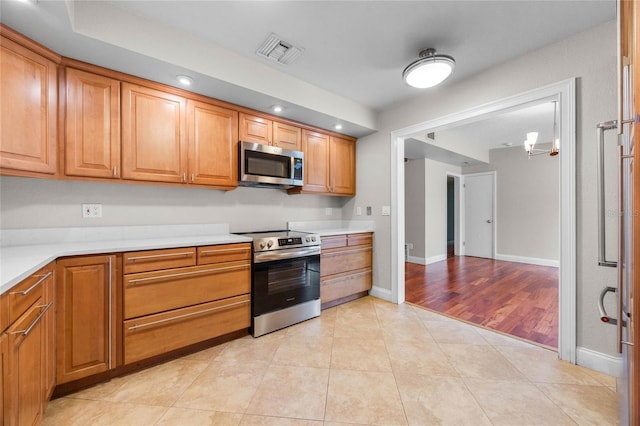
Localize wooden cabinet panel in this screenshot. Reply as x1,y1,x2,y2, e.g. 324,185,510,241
321,246,372,277
321,269,372,304
301,130,330,193
347,233,372,247
123,294,250,364
124,261,251,319
329,136,356,196
56,255,118,384
5,298,48,426
1,333,6,424
65,68,121,178
187,100,238,187
320,235,347,250
122,83,187,183
7,267,49,325
239,113,272,145
42,267,56,403
320,232,373,308
123,247,196,274
273,121,302,151
196,243,252,265
0,35,57,175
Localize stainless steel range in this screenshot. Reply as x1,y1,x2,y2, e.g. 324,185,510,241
239,230,321,337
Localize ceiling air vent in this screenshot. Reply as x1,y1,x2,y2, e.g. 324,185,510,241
256,33,304,65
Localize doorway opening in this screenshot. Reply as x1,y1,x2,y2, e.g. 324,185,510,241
391,79,576,362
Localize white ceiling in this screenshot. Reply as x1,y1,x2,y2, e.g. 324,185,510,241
0,0,615,138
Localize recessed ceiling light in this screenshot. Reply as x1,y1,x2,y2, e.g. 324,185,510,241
176,75,193,86
272,105,283,113
334,124,343,130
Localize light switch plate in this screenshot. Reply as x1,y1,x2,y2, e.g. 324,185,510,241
366,206,372,216
356,206,362,216
325,207,333,216
382,205,391,216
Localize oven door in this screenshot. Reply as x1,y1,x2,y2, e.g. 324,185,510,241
252,248,320,316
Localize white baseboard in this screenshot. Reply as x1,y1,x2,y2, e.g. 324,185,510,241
406,254,447,265
425,254,447,265
495,253,559,267
576,346,623,377
369,286,392,302
407,256,426,265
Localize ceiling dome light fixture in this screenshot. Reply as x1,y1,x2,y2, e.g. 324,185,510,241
403,48,455,88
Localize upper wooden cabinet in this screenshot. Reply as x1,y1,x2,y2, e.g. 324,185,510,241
65,68,121,179
329,135,356,196
0,27,59,176
239,113,302,151
291,130,356,196
121,83,188,184
187,100,238,188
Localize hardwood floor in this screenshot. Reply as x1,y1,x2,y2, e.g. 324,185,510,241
405,256,559,348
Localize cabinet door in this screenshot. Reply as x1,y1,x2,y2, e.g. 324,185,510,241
65,68,121,179
301,130,330,193
329,136,356,196
42,267,55,402
1,333,6,425
122,83,187,183
0,36,57,175
273,121,302,151
187,100,238,187
239,113,272,145
6,300,48,426
56,255,118,384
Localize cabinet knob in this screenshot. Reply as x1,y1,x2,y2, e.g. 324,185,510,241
113,166,118,177
182,173,186,183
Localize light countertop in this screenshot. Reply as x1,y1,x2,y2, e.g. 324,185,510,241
0,224,251,294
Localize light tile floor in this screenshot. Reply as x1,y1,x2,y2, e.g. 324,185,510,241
42,296,619,425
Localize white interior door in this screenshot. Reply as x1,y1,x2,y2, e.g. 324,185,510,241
464,172,495,258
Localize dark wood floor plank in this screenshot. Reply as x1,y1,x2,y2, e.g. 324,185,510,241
405,256,558,348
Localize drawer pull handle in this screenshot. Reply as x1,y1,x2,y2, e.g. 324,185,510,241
127,263,250,284
127,299,249,331
11,302,52,336
200,248,251,255
127,251,194,261
10,272,52,296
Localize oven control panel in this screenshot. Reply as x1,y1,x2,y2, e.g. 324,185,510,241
278,237,303,246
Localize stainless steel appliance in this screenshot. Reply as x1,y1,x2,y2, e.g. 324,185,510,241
238,141,304,188
239,230,321,337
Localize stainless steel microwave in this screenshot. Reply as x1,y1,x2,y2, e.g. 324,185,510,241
238,141,304,188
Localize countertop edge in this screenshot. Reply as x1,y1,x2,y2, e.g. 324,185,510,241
1,234,252,294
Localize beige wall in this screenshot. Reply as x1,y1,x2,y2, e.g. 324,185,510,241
404,159,426,259
464,145,560,262
0,177,346,232
347,20,618,356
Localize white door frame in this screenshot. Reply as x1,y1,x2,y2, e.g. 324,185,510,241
462,171,497,258
390,78,576,363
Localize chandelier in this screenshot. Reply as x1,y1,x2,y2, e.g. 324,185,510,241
524,101,560,158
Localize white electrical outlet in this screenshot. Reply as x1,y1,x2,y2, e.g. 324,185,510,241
356,206,362,216
82,203,102,218
325,207,333,216
382,205,391,216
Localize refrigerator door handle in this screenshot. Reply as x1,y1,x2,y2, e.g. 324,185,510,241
596,120,619,268
598,286,621,326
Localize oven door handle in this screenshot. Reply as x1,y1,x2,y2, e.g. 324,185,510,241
253,246,321,263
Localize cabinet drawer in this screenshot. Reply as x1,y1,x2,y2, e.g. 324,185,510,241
8,264,53,325
321,268,372,303
123,247,196,274
124,261,250,319
347,233,372,247
123,294,250,364
321,235,347,250
321,246,372,277
197,243,251,265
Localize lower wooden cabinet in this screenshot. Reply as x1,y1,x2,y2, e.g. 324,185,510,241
320,233,373,308
2,262,55,426
122,243,251,365
56,255,120,384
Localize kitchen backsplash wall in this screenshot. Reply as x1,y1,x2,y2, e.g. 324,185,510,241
0,176,347,232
